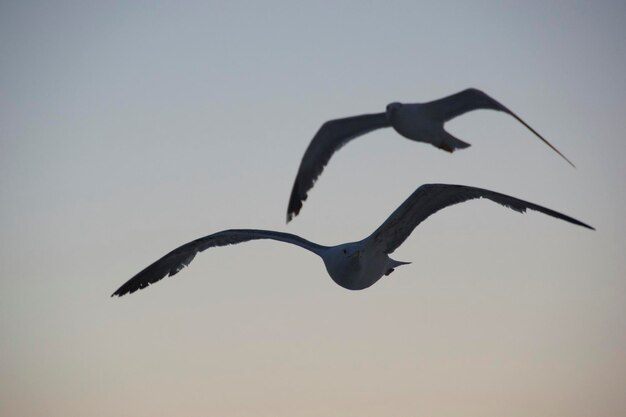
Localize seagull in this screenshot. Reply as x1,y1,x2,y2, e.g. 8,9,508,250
112,184,592,297
287,88,575,222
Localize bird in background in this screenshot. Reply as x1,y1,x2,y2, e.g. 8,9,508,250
112,184,592,297
287,88,575,222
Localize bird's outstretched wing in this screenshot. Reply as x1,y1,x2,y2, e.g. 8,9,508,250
287,112,390,222
369,184,593,254
425,88,575,167
112,229,326,297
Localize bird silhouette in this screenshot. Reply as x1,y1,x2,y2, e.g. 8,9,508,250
287,88,574,222
113,184,592,297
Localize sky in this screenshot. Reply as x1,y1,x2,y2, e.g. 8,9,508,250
1,1,625,416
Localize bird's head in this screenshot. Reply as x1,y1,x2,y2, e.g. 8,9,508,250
322,243,364,290
385,102,402,119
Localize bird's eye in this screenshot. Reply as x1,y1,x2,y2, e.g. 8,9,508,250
342,249,347,255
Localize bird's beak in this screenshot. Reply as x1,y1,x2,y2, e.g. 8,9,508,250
351,251,361,259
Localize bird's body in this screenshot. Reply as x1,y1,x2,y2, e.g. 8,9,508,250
112,184,592,297
387,102,469,151
287,88,574,222
322,241,409,290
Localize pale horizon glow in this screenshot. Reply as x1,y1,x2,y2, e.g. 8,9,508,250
1,1,625,416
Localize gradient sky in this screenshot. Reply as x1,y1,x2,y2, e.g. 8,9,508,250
1,1,625,416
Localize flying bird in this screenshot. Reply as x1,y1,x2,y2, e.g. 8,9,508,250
112,184,592,297
287,88,575,222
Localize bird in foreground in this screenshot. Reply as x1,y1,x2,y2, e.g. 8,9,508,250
287,88,575,222
112,184,592,297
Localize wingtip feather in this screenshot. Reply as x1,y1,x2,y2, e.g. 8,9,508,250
286,180,304,223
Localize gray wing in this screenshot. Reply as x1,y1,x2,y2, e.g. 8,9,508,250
287,112,390,222
369,184,593,254
424,88,574,167
112,229,326,297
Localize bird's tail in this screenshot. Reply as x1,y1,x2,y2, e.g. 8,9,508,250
385,259,411,276
437,132,471,153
